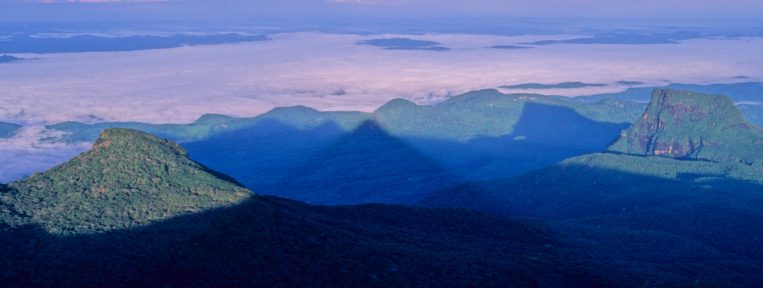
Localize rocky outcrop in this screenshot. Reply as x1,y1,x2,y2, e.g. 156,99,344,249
610,89,763,164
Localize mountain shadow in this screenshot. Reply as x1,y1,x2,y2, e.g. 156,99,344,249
422,153,763,285
399,102,628,181
0,195,616,288
185,119,350,193
272,120,459,205
508,102,629,151
1,127,614,287
185,102,628,204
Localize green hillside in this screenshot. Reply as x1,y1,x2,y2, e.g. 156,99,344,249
1,128,250,234
610,89,763,165
376,89,642,140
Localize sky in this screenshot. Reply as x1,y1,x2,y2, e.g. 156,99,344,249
2,0,763,22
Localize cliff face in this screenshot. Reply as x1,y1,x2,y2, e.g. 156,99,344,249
610,89,763,164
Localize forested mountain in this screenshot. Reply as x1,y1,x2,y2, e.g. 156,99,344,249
5,126,759,287
1,128,250,234
422,90,763,285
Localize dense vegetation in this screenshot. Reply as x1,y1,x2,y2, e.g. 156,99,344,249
610,89,763,165
4,88,763,286
1,128,250,234
0,195,623,288
0,130,616,287
422,90,763,286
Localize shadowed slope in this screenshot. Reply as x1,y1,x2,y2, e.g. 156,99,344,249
0,195,613,287
274,120,458,205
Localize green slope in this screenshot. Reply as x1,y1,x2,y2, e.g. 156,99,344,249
376,89,642,140
610,89,763,165
1,128,250,234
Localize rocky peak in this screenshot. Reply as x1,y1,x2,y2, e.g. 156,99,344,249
610,89,763,164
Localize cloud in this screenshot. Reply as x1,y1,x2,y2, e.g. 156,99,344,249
1,32,762,124
0,126,89,183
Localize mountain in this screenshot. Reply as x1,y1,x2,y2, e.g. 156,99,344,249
3,103,761,286
0,129,616,287
576,82,763,103
610,89,763,165
273,120,458,205
182,106,370,197
43,89,639,205
0,122,21,138
422,90,763,285
1,128,250,234
374,95,631,180
0,55,21,63
0,195,620,287
184,90,634,205
573,82,763,126
48,106,370,144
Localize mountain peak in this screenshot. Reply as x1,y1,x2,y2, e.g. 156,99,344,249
4,128,250,234
610,89,763,164
376,98,418,113
93,128,187,156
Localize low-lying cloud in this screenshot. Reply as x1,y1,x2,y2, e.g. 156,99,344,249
1,32,761,124
0,126,90,183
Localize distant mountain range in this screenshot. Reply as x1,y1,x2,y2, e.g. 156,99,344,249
20,84,760,206
0,55,21,64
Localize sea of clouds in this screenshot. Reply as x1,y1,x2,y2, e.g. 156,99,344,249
1,32,762,181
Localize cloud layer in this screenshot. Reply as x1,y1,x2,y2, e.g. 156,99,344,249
1,32,762,124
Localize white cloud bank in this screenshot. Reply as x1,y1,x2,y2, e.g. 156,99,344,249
1,32,762,124
0,126,90,183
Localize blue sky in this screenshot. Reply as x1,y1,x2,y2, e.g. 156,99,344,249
2,0,763,22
